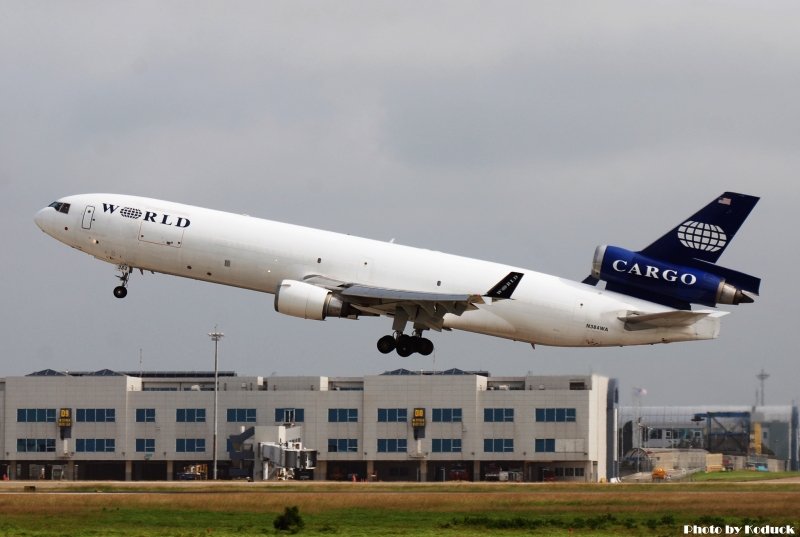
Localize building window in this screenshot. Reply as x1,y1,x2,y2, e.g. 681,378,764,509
377,408,407,422
328,408,358,423
136,408,156,423
377,439,407,453
16,438,56,453
327,439,358,452
76,408,116,423
535,408,576,423
176,438,206,452
16,408,56,423
176,408,206,423
76,438,116,452
535,438,556,453
432,439,462,453
554,467,585,478
275,408,305,423
136,438,155,453
226,408,256,423
483,408,514,422
432,408,462,422
483,438,514,453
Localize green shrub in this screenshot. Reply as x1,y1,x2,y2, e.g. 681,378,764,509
274,506,304,534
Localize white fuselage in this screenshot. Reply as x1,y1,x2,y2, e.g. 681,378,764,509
35,194,724,348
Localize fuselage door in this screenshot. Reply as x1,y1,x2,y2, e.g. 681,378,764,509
82,206,95,230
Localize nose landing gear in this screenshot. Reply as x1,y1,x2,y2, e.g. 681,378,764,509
113,265,132,299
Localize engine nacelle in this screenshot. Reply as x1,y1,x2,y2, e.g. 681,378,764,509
591,245,753,307
274,280,353,320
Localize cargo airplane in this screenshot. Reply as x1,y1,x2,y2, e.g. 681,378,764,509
35,192,760,356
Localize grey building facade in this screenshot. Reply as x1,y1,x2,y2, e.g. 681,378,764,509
1,369,614,482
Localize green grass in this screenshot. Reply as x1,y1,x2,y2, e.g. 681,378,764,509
690,470,800,482
0,507,791,537
0,481,798,536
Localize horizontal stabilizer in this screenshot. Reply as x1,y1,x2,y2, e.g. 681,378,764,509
619,309,727,330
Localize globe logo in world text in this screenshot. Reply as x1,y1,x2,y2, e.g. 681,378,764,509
120,207,142,219
677,220,727,252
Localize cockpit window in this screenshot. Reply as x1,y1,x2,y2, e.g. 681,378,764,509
48,201,71,214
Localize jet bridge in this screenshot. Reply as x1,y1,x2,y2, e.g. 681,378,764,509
227,425,317,481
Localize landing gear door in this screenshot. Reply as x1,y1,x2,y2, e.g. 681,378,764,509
82,206,95,230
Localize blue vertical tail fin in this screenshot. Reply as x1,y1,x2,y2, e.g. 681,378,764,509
640,192,759,264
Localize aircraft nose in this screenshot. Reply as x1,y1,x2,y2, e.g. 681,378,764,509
34,207,53,234
34,208,47,231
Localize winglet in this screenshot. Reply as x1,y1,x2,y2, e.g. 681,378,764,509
485,272,524,299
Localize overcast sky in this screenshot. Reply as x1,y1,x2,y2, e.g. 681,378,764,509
2,1,798,406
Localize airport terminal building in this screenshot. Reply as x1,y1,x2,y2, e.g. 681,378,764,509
0,369,616,482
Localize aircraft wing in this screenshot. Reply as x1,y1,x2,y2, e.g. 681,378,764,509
303,271,522,331
342,285,483,330
341,285,483,306
618,309,728,330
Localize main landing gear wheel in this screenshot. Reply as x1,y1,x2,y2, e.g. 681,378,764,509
415,336,434,356
376,332,434,357
396,334,413,357
113,286,128,299
377,335,396,354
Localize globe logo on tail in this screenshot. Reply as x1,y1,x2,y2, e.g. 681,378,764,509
677,220,727,252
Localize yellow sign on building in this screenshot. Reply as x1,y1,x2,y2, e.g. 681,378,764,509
57,408,72,427
412,408,426,428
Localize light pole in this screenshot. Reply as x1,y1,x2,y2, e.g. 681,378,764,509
756,369,769,407
209,327,224,480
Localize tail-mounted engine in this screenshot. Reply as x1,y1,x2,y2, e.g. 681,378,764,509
591,245,758,308
274,280,356,320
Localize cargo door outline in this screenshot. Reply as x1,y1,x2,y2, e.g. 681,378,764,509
82,206,95,230
138,220,185,248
